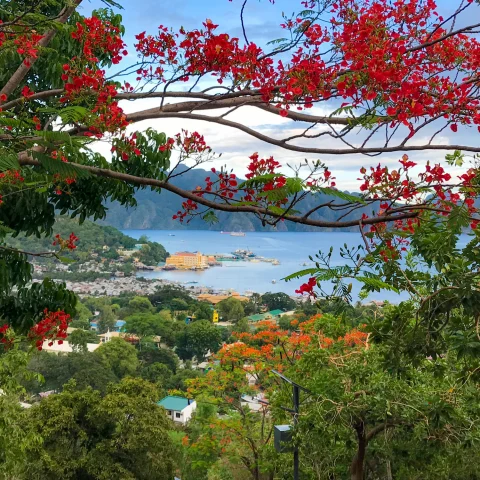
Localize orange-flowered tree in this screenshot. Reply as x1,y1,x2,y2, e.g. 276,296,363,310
179,313,480,480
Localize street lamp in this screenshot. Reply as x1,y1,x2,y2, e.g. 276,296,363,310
271,369,312,480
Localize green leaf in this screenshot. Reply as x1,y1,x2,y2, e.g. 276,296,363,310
0,151,20,172
32,152,91,179
282,268,319,281
356,276,399,293
286,177,303,195
57,256,75,264
317,187,365,204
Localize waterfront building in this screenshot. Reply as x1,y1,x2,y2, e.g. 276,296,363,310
165,251,209,270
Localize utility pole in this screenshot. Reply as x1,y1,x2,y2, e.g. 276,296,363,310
272,370,312,480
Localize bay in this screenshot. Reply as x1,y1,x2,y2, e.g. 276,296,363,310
123,230,407,302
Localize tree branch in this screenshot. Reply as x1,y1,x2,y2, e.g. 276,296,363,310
17,152,421,229
0,0,83,99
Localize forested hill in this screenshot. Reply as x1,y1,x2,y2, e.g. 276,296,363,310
101,168,367,232
7,217,168,263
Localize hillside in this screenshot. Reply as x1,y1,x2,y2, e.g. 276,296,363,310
100,168,368,232
8,217,168,268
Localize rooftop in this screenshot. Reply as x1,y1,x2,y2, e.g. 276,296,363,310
158,395,192,411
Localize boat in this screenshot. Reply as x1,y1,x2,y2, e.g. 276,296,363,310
272,260,280,265
272,279,277,284
230,232,246,237
220,231,231,234
232,249,256,259
168,234,175,236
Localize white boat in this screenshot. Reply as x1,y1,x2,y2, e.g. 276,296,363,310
272,279,276,284
230,232,246,237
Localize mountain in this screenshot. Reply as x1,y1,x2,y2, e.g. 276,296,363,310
100,168,367,232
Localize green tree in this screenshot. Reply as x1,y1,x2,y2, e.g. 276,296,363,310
136,242,168,266
68,329,98,352
140,362,173,387
170,297,190,312
23,378,176,480
278,314,296,331
124,311,177,346
261,292,296,311
128,296,154,313
97,305,116,334
70,301,93,330
217,297,245,323
25,351,118,395
95,337,139,379
193,301,213,321
244,293,262,315
148,285,195,310
138,345,179,373
232,317,250,334
175,320,222,361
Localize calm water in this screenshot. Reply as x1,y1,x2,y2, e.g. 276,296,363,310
123,230,408,302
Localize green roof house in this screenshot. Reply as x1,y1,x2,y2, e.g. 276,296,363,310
158,395,196,424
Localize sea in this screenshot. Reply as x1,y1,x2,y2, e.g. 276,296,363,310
123,230,408,302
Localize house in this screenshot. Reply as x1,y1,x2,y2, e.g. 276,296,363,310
90,320,125,332
158,396,196,424
98,331,161,347
247,309,285,323
40,340,100,354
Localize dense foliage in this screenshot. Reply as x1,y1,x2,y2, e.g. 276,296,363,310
1,0,480,479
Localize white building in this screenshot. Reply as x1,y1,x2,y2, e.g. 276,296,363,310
157,396,196,425
40,340,100,354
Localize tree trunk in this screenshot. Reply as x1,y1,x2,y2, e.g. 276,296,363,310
350,422,366,480
386,459,393,480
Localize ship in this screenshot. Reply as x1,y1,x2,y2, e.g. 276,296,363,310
230,232,246,237
220,231,231,234
232,249,256,259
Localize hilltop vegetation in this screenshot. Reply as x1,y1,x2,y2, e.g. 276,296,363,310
8,217,168,265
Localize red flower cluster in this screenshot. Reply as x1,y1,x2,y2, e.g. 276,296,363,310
52,232,79,251
0,169,24,184
14,32,43,66
295,277,317,297
159,137,175,152
28,309,71,350
71,16,127,65
21,85,34,99
61,67,128,135
0,324,14,350
173,199,199,222
175,130,211,155
111,132,141,160
132,0,480,127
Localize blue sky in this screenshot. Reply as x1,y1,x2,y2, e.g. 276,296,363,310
83,0,479,190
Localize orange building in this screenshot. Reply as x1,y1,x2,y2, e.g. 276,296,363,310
165,251,208,269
